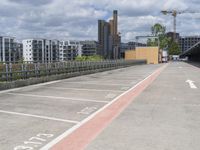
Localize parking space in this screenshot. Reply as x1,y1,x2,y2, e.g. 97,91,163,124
0,64,161,150
0,93,106,121
0,113,74,150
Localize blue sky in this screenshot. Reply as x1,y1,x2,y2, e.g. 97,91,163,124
0,0,200,42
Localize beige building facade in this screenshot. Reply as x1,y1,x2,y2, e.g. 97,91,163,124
125,47,159,64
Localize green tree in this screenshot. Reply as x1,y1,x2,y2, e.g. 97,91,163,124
151,23,166,36
168,41,181,55
147,23,171,49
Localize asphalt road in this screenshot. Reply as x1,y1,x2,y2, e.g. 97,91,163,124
1,62,199,150
0,63,160,150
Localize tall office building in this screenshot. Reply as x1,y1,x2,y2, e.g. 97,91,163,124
98,10,121,59
22,39,59,63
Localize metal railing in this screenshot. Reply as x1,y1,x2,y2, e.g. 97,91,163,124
0,60,146,82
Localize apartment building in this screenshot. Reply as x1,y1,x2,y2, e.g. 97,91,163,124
179,36,200,53
80,41,97,56
0,36,16,62
15,43,23,62
59,40,82,61
22,39,59,63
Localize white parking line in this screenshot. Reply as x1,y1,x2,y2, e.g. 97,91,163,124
63,82,129,86
7,93,109,103
81,77,135,81
0,110,79,124
43,87,124,93
0,80,62,94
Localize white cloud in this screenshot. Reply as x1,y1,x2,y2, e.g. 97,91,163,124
0,0,200,42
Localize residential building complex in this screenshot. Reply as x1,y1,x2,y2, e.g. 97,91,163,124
59,40,82,61
80,41,97,56
179,36,200,53
22,39,59,63
0,36,23,62
0,36,16,62
98,10,121,59
15,43,23,62
1,37,97,63
166,32,200,53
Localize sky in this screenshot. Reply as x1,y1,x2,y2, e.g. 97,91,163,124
0,0,200,42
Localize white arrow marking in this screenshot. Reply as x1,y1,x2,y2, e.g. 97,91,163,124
186,80,197,89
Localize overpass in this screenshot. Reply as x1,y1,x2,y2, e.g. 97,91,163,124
180,41,200,61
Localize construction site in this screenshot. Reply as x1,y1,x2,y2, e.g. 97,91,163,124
123,9,200,65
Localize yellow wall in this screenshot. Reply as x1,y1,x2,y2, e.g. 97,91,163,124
125,47,159,64
125,50,136,60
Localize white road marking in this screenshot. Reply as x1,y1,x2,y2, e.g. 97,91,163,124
40,64,167,150
7,93,109,103
77,107,97,115
32,80,62,87
0,80,61,94
0,110,79,124
96,78,134,81
186,80,197,89
121,87,130,90
83,77,135,81
14,133,54,150
44,86,124,93
63,81,129,86
105,93,116,99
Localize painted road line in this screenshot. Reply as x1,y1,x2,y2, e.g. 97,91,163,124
82,77,137,81
105,93,117,99
77,107,98,115
40,63,168,150
31,80,62,87
0,110,79,124
0,80,62,95
186,80,198,89
62,82,129,86
121,87,130,90
43,87,124,93
6,93,109,103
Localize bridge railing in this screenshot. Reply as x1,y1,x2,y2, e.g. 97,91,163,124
0,60,146,82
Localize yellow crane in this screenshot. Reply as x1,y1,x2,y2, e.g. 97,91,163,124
161,10,196,42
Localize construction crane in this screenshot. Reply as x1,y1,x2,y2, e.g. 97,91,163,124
161,10,196,42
